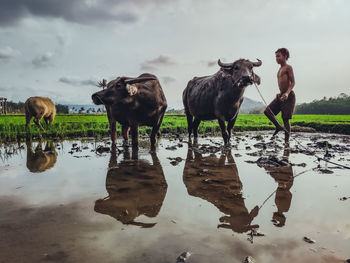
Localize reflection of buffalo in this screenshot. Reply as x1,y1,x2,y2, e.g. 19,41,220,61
264,148,294,227
26,141,58,173
183,146,259,233
94,146,168,228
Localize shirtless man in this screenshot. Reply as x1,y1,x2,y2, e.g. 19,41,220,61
264,48,296,143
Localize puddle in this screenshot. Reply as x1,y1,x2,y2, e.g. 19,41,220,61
0,132,349,263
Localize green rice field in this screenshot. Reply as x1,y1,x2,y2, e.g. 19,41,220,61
0,114,349,142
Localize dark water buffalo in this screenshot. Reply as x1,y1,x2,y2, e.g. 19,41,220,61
94,146,167,228
183,59,262,144
183,146,259,233
25,97,56,130
92,73,167,147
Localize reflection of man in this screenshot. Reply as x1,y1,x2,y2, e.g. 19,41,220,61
264,148,294,227
26,140,57,173
94,145,168,228
183,146,259,233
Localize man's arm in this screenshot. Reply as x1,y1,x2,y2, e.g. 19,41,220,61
281,65,295,101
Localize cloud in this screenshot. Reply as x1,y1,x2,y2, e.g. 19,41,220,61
32,52,54,68
0,0,171,27
161,76,176,84
59,76,98,87
0,46,21,61
140,55,175,71
207,60,217,67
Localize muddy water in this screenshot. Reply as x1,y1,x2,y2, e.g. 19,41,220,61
0,132,349,263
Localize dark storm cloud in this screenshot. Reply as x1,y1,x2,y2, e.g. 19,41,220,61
140,55,175,71
0,0,142,27
32,52,53,68
59,76,97,86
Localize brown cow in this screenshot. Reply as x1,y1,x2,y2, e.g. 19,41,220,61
25,96,56,130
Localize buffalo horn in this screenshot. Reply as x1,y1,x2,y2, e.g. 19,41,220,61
218,59,234,68
252,59,262,67
125,77,157,85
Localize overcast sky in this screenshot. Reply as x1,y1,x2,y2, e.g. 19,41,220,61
0,0,349,109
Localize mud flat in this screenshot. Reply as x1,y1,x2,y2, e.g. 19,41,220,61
0,132,349,263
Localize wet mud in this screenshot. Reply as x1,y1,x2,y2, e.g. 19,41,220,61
0,132,350,263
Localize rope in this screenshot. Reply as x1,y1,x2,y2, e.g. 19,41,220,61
253,82,350,170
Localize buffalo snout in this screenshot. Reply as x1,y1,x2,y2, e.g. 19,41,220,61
92,93,103,105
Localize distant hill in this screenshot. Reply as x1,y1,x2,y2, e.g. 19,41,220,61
295,93,350,114
240,97,265,114
166,97,265,114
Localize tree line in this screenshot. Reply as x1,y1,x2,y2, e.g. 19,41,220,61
5,101,69,114
294,93,350,115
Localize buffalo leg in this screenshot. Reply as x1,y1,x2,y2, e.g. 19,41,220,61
218,119,229,144
131,125,139,148
186,113,193,139
122,126,130,145
192,118,201,139
110,121,117,143
227,116,238,142
25,114,32,129
34,117,44,130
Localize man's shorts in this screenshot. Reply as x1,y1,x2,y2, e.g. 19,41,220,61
267,91,296,120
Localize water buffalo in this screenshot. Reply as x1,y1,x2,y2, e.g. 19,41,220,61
183,59,262,144
25,97,56,130
92,73,167,147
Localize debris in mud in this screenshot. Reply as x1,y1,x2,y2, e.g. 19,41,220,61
235,153,242,157
43,250,69,261
168,157,183,166
253,142,267,149
246,151,262,157
247,228,264,243
245,146,252,150
166,145,177,151
316,141,332,149
246,156,290,167
315,168,334,174
95,145,110,154
176,251,191,262
339,196,350,201
242,256,256,263
303,236,316,244
73,155,91,158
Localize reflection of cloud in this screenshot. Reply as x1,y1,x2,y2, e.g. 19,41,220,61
140,55,175,71
0,0,172,27
59,76,98,86
32,52,54,68
0,46,20,61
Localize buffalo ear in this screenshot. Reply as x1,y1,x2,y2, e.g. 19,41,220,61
126,84,138,96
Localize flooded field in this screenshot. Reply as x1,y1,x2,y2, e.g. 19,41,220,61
0,132,349,263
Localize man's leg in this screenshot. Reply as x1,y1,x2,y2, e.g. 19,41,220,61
264,107,284,137
283,119,291,143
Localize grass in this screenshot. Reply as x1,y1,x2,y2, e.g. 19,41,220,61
0,113,349,143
